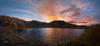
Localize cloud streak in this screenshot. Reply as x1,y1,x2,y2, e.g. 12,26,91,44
17,0,99,25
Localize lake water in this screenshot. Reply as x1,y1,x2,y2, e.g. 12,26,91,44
17,28,84,44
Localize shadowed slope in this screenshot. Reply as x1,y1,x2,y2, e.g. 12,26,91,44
0,15,88,29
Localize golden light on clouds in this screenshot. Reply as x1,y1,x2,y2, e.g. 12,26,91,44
39,0,98,25
40,0,64,22
19,0,99,25
39,0,85,22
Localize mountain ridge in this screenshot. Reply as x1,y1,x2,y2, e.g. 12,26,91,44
0,15,91,29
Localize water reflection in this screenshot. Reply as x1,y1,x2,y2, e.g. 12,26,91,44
16,28,84,44
42,28,84,44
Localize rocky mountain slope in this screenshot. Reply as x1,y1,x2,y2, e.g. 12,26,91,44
0,15,88,29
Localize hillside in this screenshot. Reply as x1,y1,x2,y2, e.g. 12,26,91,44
0,15,88,29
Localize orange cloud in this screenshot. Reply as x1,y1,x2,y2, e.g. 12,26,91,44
39,0,64,22
18,0,98,25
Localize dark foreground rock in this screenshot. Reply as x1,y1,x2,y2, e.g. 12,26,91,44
66,24,100,46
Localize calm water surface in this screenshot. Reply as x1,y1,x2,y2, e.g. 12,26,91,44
17,28,84,44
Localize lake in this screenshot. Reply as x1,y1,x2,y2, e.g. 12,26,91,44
16,28,85,45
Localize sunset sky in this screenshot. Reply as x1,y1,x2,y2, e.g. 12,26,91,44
0,0,99,25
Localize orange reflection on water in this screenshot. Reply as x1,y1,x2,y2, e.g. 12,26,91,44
43,28,84,44
45,28,70,43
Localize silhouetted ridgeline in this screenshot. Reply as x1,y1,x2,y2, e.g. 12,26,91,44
0,15,89,29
